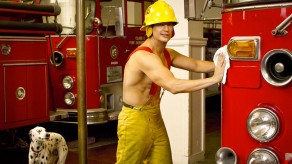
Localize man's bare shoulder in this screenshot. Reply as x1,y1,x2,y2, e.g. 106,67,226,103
165,48,180,58
124,49,154,77
127,49,162,69
128,49,155,61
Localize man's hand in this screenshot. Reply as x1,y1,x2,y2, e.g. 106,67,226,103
212,53,226,83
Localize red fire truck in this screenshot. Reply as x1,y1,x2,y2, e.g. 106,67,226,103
0,0,153,131
0,0,62,130
41,0,153,124
216,0,292,163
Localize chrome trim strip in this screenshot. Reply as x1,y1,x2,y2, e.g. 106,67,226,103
0,60,47,63
0,36,46,42
3,62,47,66
223,2,292,13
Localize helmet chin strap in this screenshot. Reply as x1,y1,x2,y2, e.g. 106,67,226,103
146,26,153,38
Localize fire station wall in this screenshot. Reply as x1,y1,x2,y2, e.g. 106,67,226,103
161,0,209,163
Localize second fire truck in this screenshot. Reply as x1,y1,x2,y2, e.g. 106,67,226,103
0,0,154,131
42,0,153,124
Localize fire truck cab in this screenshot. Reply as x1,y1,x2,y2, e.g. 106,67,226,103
42,0,153,124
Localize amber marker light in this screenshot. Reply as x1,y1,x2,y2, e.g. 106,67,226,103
66,48,77,58
227,36,260,60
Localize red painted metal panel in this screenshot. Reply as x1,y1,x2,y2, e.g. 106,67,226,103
47,34,141,110
3,64,49,124
227,66,261,88
27,65,49,119
0,38,49,130
221,5,292,163
48,36,101,109
0,38,47,61
4,65,28,123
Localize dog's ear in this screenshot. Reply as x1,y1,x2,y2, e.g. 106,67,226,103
29,130,32,141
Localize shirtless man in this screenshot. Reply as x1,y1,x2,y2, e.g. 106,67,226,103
116,1,226,163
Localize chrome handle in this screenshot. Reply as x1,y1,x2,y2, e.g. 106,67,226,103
1,44,11,56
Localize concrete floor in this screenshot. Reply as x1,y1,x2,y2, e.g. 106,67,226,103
0,94,221,164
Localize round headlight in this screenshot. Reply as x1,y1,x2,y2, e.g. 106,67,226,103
247,148,279,164
64,92,75,106
62,76,74,90
247,108,279,142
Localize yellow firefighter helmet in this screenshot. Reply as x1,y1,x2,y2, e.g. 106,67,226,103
140,0,178,34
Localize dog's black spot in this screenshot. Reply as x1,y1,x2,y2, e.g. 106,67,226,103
30,155,33,159
37,146,40,150
37,129,42,134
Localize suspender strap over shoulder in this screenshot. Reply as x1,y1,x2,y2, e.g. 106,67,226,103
127,46,172,95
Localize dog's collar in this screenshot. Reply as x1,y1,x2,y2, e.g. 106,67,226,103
32,147,43,156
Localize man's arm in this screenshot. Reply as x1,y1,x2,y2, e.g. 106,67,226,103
167,48,215,73
133,50,226,94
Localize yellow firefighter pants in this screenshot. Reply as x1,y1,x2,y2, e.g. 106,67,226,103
116,104,172,164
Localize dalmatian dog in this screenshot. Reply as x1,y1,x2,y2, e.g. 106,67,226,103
28,126,68,164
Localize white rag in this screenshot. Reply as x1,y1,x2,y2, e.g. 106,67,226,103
213,45,230,84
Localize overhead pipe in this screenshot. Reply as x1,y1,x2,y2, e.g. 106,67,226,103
0,1,61,16
0,20,62,35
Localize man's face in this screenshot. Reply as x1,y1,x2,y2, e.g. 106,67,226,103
152,23,174,42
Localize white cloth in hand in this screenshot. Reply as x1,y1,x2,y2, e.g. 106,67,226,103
213,45,230,84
